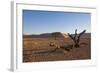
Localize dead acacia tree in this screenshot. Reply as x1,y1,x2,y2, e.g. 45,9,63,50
68,29,86,48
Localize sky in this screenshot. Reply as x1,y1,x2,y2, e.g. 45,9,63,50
23,10,91,34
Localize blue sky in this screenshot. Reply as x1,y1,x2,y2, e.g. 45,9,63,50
23,10,91,34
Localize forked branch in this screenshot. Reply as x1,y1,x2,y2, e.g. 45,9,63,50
68,29,86,48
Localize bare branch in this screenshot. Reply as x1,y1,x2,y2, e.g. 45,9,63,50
68,33,74,40
78,30,86,39
74,29,77,39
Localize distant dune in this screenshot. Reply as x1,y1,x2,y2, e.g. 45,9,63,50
23,32,91,39
23,32,69,38
81,33,91,38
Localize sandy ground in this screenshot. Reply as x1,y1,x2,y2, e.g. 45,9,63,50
23,37,91,62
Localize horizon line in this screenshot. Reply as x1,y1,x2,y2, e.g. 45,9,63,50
23,32,91,35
